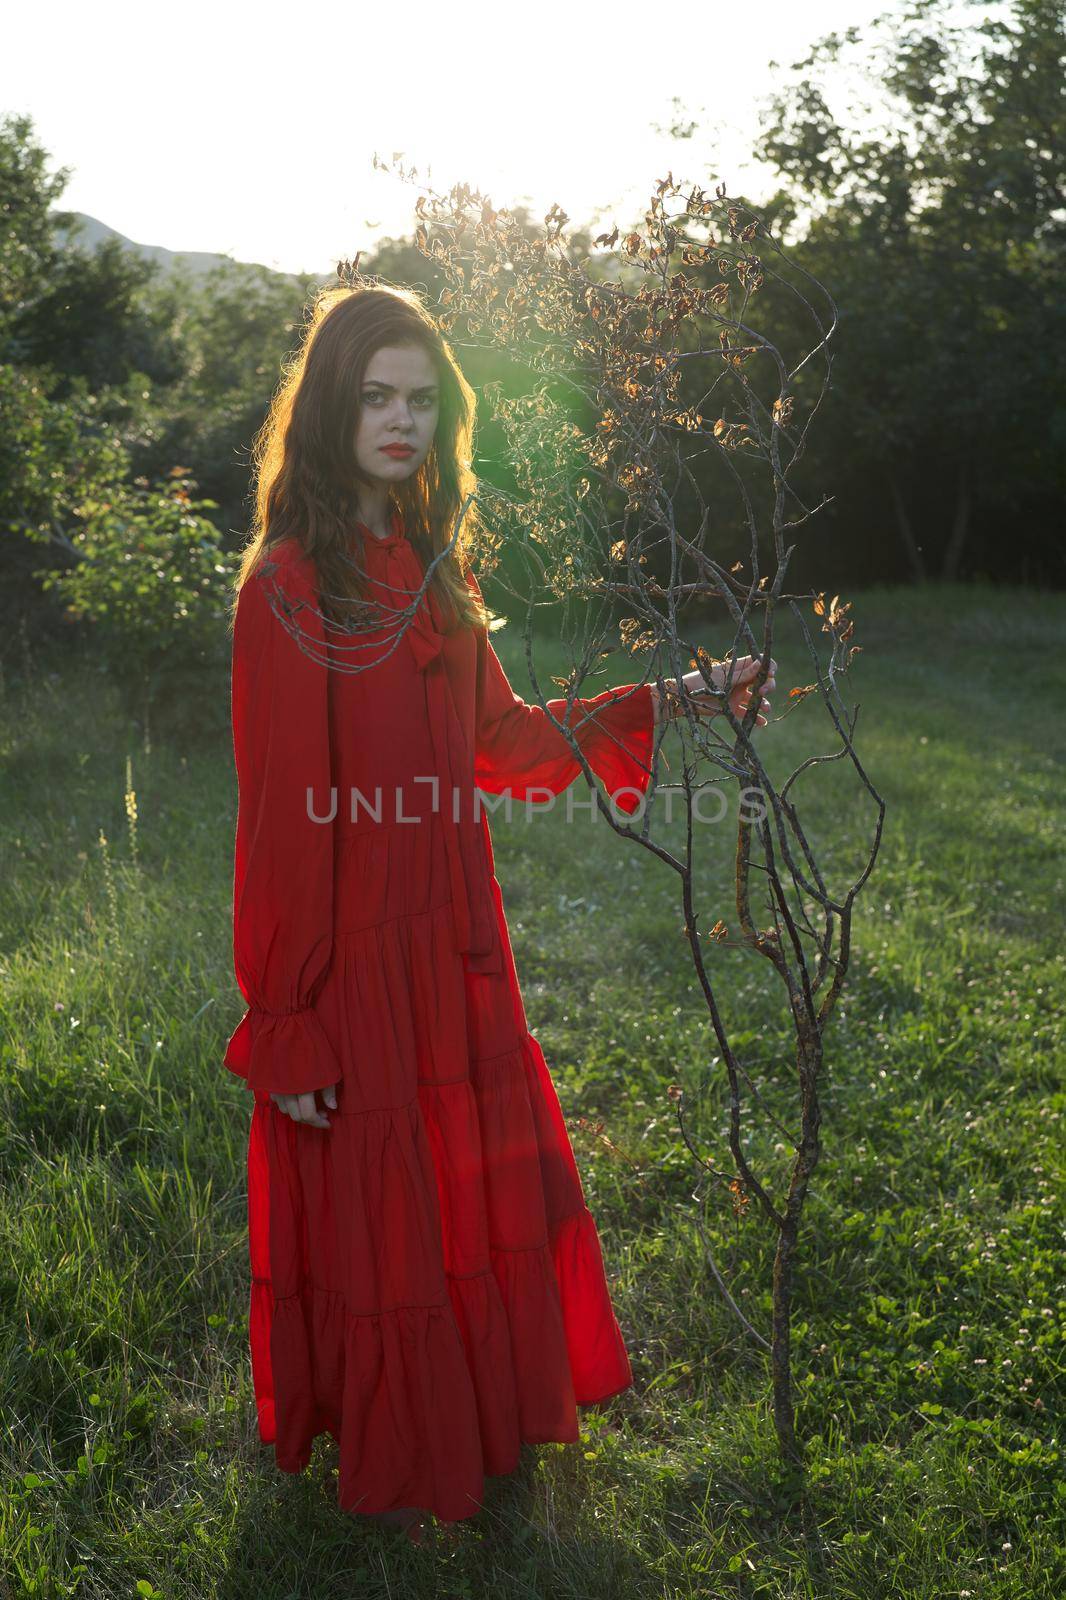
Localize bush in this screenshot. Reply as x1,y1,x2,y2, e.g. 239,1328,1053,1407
35,468,239,736
0,363,129,642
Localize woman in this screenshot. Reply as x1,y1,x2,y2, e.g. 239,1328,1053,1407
224,283,774,1543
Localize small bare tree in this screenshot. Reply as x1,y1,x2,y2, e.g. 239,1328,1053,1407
328,164,886,1470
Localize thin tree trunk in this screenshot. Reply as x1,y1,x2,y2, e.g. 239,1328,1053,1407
942,461,971,581
887,470,926,583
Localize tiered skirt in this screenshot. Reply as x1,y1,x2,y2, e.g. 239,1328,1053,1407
244,814,632,1523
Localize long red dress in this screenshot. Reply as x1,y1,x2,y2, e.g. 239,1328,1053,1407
223,508,656,1523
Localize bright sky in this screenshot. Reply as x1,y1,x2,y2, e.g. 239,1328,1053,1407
6,0,893,276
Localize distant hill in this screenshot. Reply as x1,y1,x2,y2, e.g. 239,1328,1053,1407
48,210,322,283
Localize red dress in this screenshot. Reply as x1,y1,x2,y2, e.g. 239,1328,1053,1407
223,508,656,1523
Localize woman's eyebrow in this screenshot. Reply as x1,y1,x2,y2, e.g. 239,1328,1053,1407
361,381,438,393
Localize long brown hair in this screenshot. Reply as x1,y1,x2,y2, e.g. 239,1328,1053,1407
232,281,491,633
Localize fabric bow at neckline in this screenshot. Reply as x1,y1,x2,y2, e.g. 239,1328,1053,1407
357,512,446,671
355,506,407,550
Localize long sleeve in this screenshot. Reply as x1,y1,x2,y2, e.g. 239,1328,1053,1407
468,573,656,817
223,545,340,1095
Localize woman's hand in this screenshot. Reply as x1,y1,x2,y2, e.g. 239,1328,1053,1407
270,1082,337,1129
652,654,777,727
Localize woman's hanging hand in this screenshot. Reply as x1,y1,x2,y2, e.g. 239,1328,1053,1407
652,654,778,727
270,1082,338,1129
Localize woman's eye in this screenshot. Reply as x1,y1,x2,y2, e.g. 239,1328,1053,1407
363,392,436,407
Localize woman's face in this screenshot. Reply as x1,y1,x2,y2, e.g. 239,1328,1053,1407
353,343,440,487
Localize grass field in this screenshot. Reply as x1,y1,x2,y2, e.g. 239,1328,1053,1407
1,582,1063,1599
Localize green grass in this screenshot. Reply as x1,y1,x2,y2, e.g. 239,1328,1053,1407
0,582,1063,1599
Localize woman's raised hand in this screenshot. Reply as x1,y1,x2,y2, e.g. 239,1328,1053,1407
704,653,777,725
270,1082,338,1129
654,654,777,727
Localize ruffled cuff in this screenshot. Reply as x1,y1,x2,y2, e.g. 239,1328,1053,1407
580,682,656,816
223,1004,341,1095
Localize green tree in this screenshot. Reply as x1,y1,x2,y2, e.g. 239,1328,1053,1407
0,112,71,345
8,236,185,397
135,257,316,529
758,0,1065,582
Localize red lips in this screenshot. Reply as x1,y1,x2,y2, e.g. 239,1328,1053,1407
380,444,415,457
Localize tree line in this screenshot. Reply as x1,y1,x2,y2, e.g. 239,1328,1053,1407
0,0,1060,717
